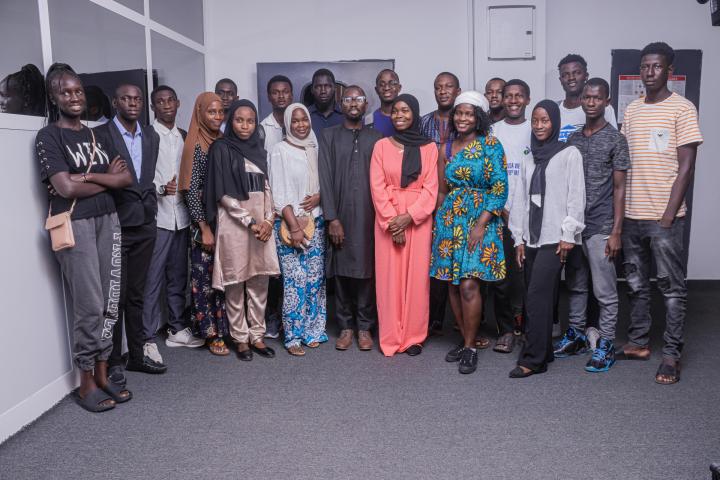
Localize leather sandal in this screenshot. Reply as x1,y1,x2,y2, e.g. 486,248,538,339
655,359,680,385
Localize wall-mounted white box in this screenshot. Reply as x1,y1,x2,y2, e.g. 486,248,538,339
487,5,535,60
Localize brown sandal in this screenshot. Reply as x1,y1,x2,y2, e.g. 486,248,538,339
306,341,320,348
208,338,230,356
475,336,491,349
288,345,305,356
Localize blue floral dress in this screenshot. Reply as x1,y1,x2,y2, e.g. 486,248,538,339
431,135,509,284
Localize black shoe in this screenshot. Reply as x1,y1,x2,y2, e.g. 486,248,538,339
126,356,167,374
458,348,478,374
108,365,127,386
251,344,276,358
237,348,253,362
508,364,547,378
405,344,423,356
445,344,464,362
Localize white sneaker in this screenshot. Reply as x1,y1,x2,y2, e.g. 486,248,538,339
143,342,164,364
166,327,205,348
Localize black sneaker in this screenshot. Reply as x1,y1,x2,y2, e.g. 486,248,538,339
458,348,478,374
445,344,464,362
553,327,588,358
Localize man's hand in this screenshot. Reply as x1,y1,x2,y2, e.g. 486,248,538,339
164,175,178,196
515,244,525,270
328,219,345,247
605,232,622,259
556,240,574,263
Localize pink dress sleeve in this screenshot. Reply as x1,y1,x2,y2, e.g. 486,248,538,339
407,144,439,225
370,140,399,232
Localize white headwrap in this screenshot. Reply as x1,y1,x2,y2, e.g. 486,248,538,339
283,103,320,196
454,90,489,112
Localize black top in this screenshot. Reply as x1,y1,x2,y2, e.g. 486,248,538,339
36,124,116,220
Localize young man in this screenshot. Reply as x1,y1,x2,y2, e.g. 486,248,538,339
309,68,343,137
260,75,293,153
141,85,203,359
555,78,629,372
484,77,506,123
94,84,163,378
319,86,383,351
620,42,702,384
557,54,617,142
259,75,293,339
369,69,402,137
418,71,461,334
214,78,238,131
486,79,532,353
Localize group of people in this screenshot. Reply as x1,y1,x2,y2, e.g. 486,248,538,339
34,40,702,413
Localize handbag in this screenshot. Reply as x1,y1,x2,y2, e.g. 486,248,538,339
279,215,315,247
45,129,97,252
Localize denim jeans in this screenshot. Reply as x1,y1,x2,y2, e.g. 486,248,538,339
622,218,687,359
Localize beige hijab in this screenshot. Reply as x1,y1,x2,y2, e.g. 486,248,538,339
178,92,223,191
283,103,319,195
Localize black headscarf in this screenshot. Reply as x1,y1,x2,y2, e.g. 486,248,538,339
391,94,433,188
203,99,268,223
528,99,568,244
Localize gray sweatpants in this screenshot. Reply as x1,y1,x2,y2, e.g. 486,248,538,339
54,213,122,371
565,234,619,341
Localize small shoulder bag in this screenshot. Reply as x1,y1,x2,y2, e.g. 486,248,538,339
44,129,98,251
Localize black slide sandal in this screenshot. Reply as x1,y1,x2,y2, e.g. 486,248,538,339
72,388,115,413
655,361,680,385
101,381,133,403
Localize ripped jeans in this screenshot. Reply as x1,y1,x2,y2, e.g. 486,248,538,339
622,218,687,359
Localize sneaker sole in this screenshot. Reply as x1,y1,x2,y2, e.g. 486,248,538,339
264,333,280,339
585,359,616,373
165,340,205,348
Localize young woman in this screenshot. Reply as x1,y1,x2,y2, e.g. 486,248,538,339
178,92,229,355
508,99,585,378
268,103,328,356
430,91,508,374
0,63,45,115
36,63,132,412
204,100,280,361
370,93,438,357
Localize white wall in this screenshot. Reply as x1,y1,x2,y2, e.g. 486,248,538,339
544,0,720,279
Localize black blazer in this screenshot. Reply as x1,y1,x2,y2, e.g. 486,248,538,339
94,120,160,228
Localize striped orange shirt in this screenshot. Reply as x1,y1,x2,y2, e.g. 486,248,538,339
621,93,703,220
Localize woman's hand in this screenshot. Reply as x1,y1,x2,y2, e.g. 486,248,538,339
467,222,486,253
251,220,273,242
392,230,406,246
388,213,412,234
290,227,306,248
300,193,320,212
328,219,345,247
515,244,525,270
556,240,574,263
200,223,215,252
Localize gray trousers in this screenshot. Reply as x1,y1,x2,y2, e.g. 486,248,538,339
565,234,619,341
141,227,189,342
55,213,122,371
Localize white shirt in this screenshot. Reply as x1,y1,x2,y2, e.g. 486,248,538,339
261,112,285,154
491,119,533,213
268,141,322,218
152,119,190,230
508,146,586,248
558,101,617,142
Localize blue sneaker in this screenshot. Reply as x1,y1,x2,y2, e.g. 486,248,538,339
585,338,616,372
553,327,587,358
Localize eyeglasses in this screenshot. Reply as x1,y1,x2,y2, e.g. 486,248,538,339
341,96,367,105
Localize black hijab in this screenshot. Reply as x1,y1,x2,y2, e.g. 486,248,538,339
203,99,268,223
528,99,567,244
391,94,433,188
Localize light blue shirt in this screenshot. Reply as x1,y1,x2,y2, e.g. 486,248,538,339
113,116,143,182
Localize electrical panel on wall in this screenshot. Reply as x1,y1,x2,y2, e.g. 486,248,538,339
487,5,535,60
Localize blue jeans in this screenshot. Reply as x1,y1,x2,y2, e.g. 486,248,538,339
622,218,687,359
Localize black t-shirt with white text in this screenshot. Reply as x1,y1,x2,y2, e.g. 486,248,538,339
36,124,117,219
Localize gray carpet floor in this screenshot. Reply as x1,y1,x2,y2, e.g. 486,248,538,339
1,282,719,480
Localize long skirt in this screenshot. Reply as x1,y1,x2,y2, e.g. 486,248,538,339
190,226,229,339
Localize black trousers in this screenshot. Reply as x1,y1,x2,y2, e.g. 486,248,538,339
485,226,524,335
110,222,156,366
334,276,376,331
429,277,449,329
517,245,563,370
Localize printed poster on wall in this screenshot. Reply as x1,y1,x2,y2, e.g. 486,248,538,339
617,74,686,123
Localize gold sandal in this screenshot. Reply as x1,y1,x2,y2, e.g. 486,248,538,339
288,345,305,356
208,338,230,356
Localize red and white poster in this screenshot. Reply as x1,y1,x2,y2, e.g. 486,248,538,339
617,74,686,123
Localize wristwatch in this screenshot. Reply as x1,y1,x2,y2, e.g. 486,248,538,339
157,185,166,196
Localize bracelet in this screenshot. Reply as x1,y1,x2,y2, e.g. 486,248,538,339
263,219,273,226
290,228,302,233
